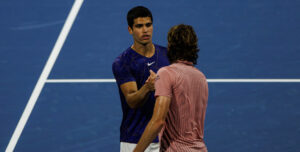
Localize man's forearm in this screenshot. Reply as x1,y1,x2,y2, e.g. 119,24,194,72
134,96,171,152
126,84,151,108
134,119,164,152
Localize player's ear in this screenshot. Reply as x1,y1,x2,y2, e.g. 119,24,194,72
128,26,133,35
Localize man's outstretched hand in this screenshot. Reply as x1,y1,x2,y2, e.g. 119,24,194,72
145,70,156,91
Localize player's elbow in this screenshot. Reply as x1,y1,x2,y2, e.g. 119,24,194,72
126,97,142,109
125,94,144,109
154,119,165,129
127,101,140,109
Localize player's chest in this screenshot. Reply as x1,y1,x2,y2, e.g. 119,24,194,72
130,58,160,76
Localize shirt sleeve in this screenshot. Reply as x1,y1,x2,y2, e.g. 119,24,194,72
155,67,172,98
112,59,135,86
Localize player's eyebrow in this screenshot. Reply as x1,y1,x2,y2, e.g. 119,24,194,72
134,22,152,28
145,23,152,27
134,24,143,28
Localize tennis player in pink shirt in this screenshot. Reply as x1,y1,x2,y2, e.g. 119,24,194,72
134,24,208,152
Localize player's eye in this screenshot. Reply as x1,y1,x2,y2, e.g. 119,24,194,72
146,23,152,27
135,24,143,28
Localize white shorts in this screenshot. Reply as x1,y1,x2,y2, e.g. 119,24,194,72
120,142,160,152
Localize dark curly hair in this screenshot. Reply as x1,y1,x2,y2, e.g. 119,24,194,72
167,24,199,65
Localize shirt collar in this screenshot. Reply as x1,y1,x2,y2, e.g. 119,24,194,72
176,60,193,66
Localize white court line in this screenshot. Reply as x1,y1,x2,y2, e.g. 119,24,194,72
5,1,84,152
46,79,300,83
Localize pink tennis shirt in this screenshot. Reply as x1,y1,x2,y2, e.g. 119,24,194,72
155,61,208,152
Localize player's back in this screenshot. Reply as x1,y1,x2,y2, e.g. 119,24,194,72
160,61,208,152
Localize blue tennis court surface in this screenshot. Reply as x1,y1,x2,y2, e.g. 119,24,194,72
1,0,300,151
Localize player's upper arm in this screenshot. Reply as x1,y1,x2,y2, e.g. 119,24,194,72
152,96,171,122
155,67,173,98
113,59,140,108
112,59,135,86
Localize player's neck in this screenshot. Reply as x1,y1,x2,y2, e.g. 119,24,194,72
131,42,155,58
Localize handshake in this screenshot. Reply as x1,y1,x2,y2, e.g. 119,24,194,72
145,70,157,91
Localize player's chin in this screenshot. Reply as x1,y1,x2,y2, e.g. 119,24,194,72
140,39,151,45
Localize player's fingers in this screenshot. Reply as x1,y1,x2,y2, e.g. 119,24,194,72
149,70,156,76
149,70,156,79
146,77,150,82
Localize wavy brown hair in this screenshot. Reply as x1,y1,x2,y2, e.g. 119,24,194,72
167,24,199,64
